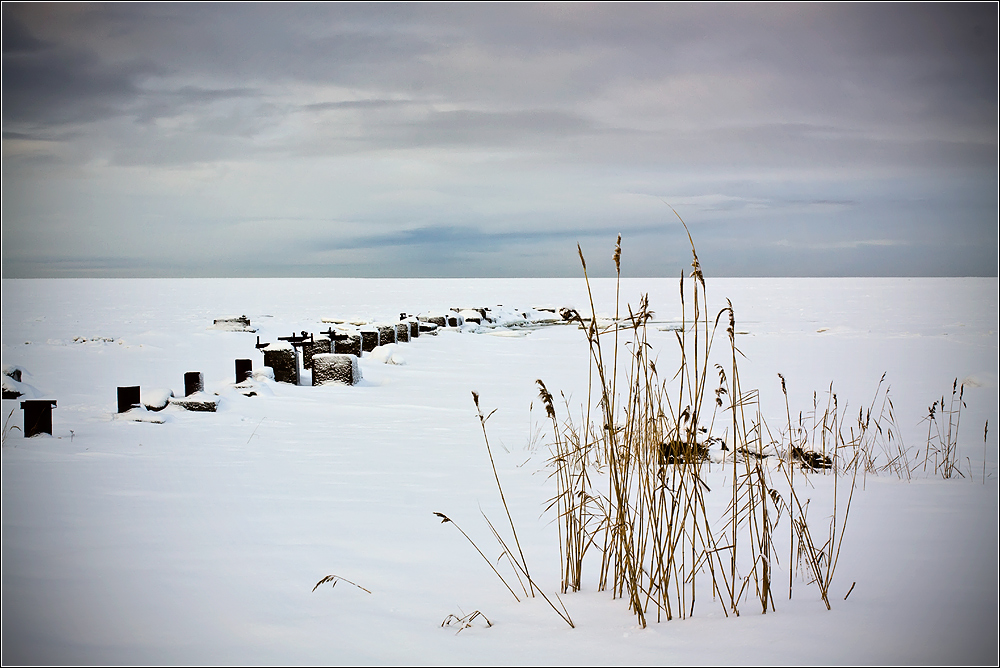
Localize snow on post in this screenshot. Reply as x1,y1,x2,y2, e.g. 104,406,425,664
168,393,220,412
312,353,362,386
458,309,483,324
419,313,447,328
210,315,256,332
3,365,27,399
141,388,173,411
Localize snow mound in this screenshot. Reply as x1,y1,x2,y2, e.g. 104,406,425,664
113,406,171,424
140,388,174,411
369,344,406,365
2,365,43,399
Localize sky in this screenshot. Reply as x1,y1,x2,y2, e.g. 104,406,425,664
2,3,997,278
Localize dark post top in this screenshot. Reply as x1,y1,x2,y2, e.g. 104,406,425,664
21,399,57,409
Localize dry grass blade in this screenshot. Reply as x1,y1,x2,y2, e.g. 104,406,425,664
472,392,535,595
433,511,521,602
2,408,22,446
441,610,492,634
312,574,372,594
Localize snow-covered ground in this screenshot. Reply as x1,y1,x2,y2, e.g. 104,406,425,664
2,277,997,665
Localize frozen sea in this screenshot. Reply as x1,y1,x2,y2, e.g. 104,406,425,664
2,277,998,665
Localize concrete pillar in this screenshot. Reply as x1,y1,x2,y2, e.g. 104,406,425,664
235,359,253,383
312,354,362,386
334,333,362,357
263,342,299,384
184,372,204,396
303,337,331,370
21,399,56,436
118,386,140,413
377,324,396,347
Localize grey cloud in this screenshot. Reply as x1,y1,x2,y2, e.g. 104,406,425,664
304,99,414,112
377,108,606,148
2,16,158,126
315,223,632,253
2,13,47,53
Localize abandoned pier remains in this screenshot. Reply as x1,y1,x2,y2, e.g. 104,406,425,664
37,302,587,431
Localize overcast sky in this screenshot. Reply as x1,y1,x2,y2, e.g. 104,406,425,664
2,3,997,278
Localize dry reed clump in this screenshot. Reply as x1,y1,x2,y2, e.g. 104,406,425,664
919,379,970,480
534,215,919,626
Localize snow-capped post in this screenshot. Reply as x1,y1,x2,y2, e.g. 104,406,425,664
312,353,362,386
3,366,24,399
457,309,483,324
117,386,140,413
420,313,447,327
184,372,204,397
211,315,255,332
400,313,419,339
262,341,299,385
235,359,253,383
20,399,57,437
395,322,409,343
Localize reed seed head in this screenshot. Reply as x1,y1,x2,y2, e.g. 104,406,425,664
536,380,556,420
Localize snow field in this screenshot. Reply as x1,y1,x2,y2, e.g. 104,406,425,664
2,277,997,664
